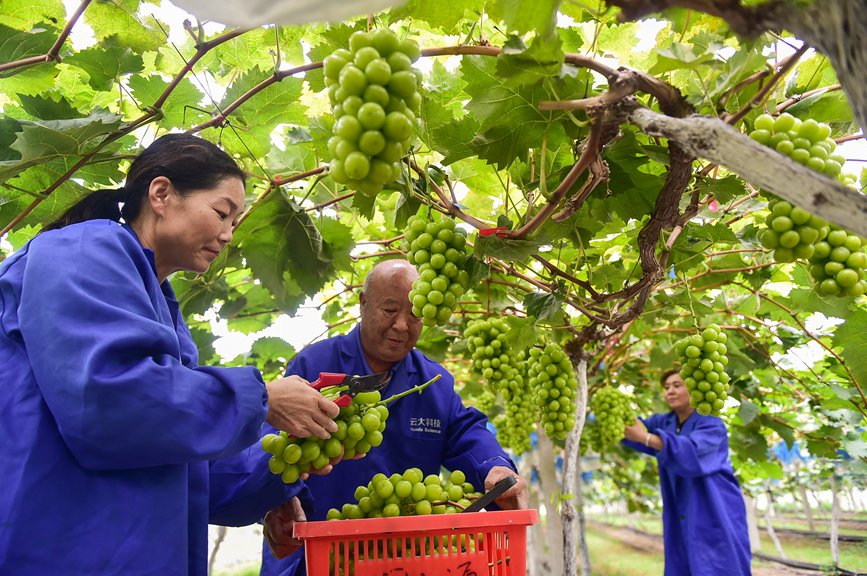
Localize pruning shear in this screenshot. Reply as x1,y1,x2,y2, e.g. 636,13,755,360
310,371,392,407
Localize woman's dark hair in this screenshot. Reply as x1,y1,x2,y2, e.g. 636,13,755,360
660,368,681,386
42,133,246,232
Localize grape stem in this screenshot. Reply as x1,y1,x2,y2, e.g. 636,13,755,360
380,374,442,405
430,500,467,510
680,271,700,330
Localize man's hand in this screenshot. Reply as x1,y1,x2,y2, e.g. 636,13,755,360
265,376,340,439
624,417,648,443
484,466,528,510
263,497,306,560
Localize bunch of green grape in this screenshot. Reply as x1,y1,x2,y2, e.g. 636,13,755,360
749,113,847,179
759,198,829,263
261,391,388,484
675,325,731,416
404,215,471,326
463,318,535,454
323,28,422,196
498,352,535,455
749,113,865,298
587,386,635,452
527,344,577,441
325,468,481,519
807,227,867,297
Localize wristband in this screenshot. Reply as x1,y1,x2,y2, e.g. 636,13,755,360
644,432,651,447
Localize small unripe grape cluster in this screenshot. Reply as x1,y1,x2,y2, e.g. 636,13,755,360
497,353,535,455
587,386,634,452
404,215,471,326
808,227,867,297
325,468,481,520
475,389,497,415
464,319,534,454
323,28,422,196
527,344,577,441
261,391,388,484
749,113,850,181
675,325,730,416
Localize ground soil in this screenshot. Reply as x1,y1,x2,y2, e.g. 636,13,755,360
589,521,818,575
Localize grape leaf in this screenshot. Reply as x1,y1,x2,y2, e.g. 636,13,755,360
251,336,296,363
0,22,56,66
64,46,144,91
215,67,306,158
649,41,717,75
760,414,795,452
473,234,543,262
0,110,123,184
496,34,564,88
736,398,760,425
832,308,867,387
488,0,561,38
390,0,485,31
127,74,204,130
419,60,469,146
351,190,377,220
693,175,747,206
17,94,84,120
84,0,164,54
459,55,557,169
415,325,452,362
786,91,856,128
0,0,65,29
233,193,347,314
188,325,217,364
393,186,422,231
524,291,564,321
504,315,538,350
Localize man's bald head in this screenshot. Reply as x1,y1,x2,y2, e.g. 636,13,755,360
358,259,423,373
362,259,419,300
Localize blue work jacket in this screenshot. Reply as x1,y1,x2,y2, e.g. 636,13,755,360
623,411,752,576
0,220,305,576
260,326,516,576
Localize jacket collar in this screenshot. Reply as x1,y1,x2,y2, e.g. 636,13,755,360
121,223,177,302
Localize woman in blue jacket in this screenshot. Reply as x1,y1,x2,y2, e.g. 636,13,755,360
0,134,340,576
623,369,752,576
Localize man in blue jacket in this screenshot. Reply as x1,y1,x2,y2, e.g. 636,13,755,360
623,369,752,575
260,259,528,576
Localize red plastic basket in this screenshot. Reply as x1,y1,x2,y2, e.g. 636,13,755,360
293,509,538,576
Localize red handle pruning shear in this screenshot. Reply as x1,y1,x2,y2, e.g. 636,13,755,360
309,371,393,407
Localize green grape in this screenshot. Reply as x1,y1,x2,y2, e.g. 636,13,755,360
261,387,395,482
463,319,535,454
327,467,480,527
585,386,635,453
748,114,866,301
809,226,867,297
527,343,577,442
325,28,422,198
404,215,472,327
674,325,731,416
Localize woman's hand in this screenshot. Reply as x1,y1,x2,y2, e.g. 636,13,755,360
624,417,648,443
263,497,306,560
265,376,340,439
